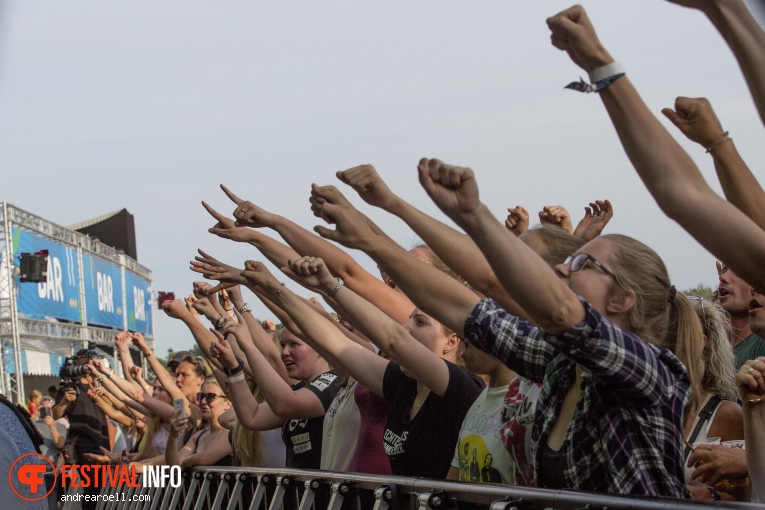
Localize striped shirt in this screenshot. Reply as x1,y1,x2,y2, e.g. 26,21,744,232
464,298,690,498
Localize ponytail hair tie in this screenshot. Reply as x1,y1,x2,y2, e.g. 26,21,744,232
668,285,677,303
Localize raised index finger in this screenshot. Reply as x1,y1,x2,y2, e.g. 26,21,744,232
202,201,226,221
220,184,243,205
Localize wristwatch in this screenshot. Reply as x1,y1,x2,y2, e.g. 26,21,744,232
237,303,252,314
223,357,244,377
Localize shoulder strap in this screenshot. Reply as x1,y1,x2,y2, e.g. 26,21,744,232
684,394,725,459
0,393,44,453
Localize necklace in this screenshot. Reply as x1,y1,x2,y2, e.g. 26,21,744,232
413,388,430,409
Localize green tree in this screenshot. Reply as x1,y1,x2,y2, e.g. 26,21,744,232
683,283,715,301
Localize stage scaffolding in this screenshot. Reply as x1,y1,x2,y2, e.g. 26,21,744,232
0,201,155,403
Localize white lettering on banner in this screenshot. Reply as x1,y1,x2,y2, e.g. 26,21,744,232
97,273,114,312
38,256,63,302
134,287,146,321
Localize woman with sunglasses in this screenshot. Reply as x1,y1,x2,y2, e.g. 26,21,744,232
166,378,233,468
318,158,698,497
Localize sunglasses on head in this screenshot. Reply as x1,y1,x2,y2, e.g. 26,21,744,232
686,295,707,326
196,392,228,404
564,253,620,284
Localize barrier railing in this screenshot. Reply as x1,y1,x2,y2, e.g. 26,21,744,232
56,466,762,510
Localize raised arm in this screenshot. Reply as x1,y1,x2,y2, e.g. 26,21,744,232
220,184,415,324
416,158,585,334
663,96,765,230
668,0,765,126
334,165,529,320
547,4,765,292
207,333,290,431
241,260,390,396
114,332,143,394
313,201,480,336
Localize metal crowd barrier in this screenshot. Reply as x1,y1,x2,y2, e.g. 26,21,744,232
56,467,762,510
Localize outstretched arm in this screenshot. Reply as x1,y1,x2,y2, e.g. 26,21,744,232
240,260,391,396
547,4,765,292
313,201,480,337
417,158,585,334
668,0,765,126
663,95,765,230
334,165,529,320
220,184,415,324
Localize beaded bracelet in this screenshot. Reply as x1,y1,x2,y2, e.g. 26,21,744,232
705,131,732,153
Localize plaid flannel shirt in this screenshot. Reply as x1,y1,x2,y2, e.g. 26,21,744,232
464,298,690,498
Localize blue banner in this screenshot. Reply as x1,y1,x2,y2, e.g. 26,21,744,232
125,271,152,335
83,254,124,328
12,228,81,322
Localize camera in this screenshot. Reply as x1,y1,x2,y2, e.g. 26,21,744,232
58,355,96,395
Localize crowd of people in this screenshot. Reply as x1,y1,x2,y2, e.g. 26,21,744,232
14,0,765,505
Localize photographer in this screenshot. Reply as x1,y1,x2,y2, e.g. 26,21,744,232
52,348,110,464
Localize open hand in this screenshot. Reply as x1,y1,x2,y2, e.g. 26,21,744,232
190,250,248,293
337,164,398,210
547,5,614,73
573,199,613,241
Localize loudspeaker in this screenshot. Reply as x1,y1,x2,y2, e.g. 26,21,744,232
19,251,48,283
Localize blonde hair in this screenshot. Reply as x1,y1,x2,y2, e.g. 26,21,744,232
689,298,738,401
27,389,42,406
602,234,704,411
412,243,465,284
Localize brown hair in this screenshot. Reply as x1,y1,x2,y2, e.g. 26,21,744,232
528,224,586,267
602,234,704,411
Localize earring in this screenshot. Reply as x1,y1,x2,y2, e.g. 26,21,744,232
442,348,449,355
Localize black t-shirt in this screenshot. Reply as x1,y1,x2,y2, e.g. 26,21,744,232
382,360,484,478
281,370,342,469
60,382,109,464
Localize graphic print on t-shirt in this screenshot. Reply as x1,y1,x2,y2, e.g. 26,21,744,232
287,418,311,454
383,428,408,456
457,434,502,483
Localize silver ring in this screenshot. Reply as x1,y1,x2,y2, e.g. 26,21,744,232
748,367,755,374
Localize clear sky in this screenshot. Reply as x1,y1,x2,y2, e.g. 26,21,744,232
1,1,763,357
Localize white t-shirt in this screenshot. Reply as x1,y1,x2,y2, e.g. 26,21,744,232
320,377,360,471
451,384,513,484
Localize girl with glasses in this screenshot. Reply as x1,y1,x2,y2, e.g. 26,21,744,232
166,378,232,468
343,157,701,498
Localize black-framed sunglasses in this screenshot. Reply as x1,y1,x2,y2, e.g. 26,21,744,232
564,253,620,285
196,392,228,404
